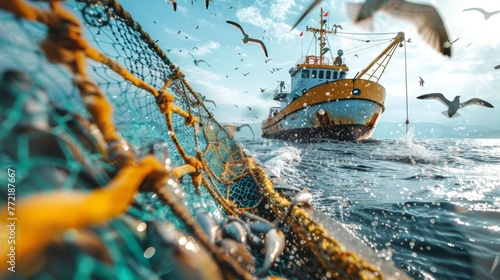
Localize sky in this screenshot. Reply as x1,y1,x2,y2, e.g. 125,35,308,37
118,0,500,133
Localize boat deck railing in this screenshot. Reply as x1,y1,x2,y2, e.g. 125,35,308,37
273,83,290,101
298,55,347,67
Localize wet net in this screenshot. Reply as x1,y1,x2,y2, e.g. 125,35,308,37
0,1,386,279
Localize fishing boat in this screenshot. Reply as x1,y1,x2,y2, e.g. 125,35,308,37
262,9,405,141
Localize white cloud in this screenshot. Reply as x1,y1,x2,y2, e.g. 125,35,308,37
191,41,221,56
235,5,300,43
270,0,296,21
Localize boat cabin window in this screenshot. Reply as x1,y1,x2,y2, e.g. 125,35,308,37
340,71,346,79
332,71,338,80
311,70,317,78
326,71,331,79
301,69,309,78
319,70,324,79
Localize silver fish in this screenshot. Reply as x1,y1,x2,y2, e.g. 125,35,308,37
221,219,248,245
254,228,286,277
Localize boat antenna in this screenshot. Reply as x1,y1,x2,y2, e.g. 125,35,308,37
403,36,410,137
301,28,304,58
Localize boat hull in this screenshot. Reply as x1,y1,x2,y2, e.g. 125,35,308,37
262,79,385,142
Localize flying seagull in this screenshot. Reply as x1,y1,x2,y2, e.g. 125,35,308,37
448,37,460,45
204,99,217,108
292,0,451,56
188,53,211,67
291,0,322,29
419,76,424,87
495,65,500,70
417,93,494,118
344,0,451,57
463,7,500,20
168,0,177,12
236,124,255,139
226,20,269,57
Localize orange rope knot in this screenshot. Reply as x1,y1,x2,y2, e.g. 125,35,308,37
155,90,168,114
184,113,197,126
186,156,203,188
168,65,185,80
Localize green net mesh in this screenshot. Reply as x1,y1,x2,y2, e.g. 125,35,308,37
0,1,389,279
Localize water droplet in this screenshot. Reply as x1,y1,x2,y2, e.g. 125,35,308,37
136,222,147,232
144,247,155,259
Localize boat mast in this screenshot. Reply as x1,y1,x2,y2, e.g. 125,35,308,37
306,7,335,65
357,32,405,82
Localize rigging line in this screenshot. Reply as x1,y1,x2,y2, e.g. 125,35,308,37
335,33,394,43
336,31,399,36
404,37,409,136
343,40,391,55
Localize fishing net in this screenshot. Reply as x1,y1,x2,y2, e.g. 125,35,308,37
0,1,387,279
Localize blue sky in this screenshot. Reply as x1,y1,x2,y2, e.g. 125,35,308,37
118,0,500,131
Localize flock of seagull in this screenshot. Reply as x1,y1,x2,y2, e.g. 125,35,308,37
163,0,498,121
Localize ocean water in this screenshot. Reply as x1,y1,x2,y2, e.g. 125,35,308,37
239,136,500,280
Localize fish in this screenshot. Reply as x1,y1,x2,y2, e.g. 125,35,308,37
226,20,269,57
254,228,286,277
240,211,275,234
218,239,256,275
417,93,494,118
221,219,248,245
193,209,222,245
149,220,224,279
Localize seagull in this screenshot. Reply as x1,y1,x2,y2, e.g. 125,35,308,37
226,20,269,57
495,65,500,70
260,87,267,93
463,7,500,20
246,106,251,110
188,53,211,67
236,124,255,139
417,93,494,118
419,76,424,87
343,0,451,57
242,72,250,76
204,99,217,108
291,0,322,29
168,0,177,11
448,37,459,45
265,58,272,63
